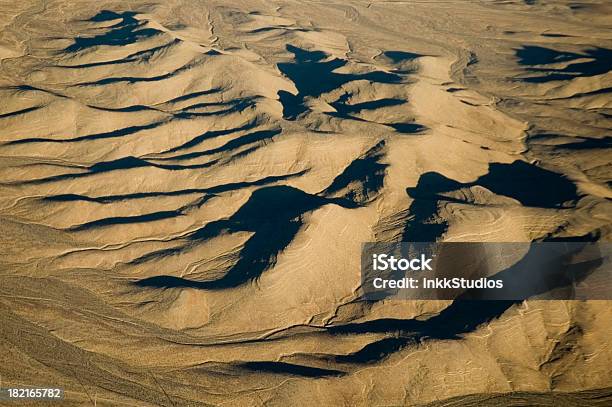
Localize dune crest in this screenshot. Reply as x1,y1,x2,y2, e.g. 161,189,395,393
0,0,610,405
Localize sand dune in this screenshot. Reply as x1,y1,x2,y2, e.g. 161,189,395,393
0,0,611,405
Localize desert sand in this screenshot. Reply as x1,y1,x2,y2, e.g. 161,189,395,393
0,0,611,405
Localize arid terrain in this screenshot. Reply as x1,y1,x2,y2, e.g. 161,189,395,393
0,0,611,405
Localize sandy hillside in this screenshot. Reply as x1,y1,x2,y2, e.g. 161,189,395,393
0,0,611,405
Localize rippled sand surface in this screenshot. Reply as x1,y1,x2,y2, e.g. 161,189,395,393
0,1,611,405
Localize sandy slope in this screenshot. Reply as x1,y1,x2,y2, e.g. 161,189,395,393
0,0,611,405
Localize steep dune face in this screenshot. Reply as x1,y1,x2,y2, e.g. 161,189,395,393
0,0,610,405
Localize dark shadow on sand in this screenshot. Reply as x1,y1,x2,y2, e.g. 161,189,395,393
516,46,612,83
277,45,401,120
134,186,353,290
330,241,601,364
403,160,579,241
239,361,344,377
66,11,161,52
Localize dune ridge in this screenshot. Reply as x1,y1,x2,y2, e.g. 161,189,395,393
0,0,610,405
